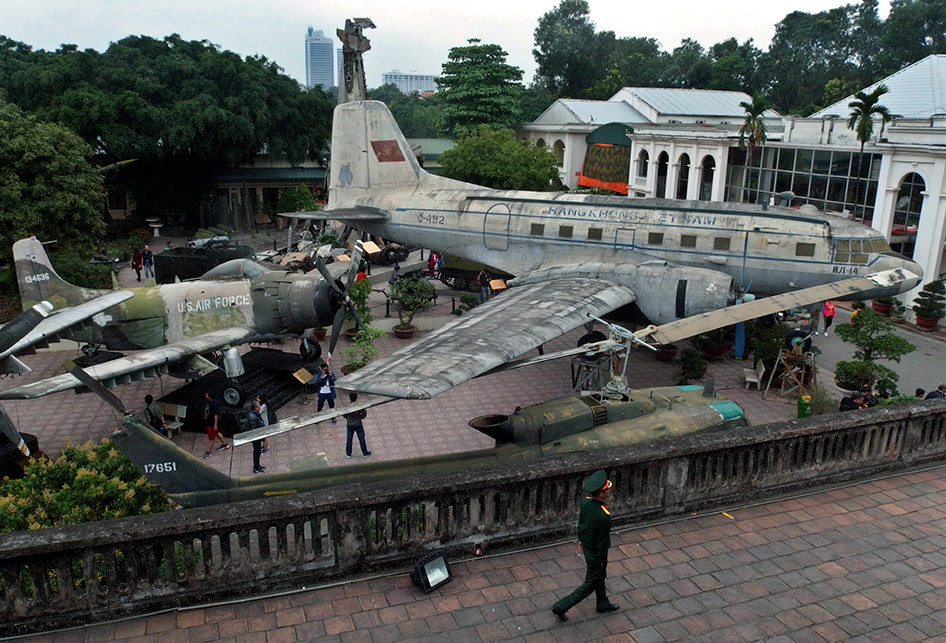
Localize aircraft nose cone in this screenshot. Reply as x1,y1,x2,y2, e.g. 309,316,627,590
898,257,924,292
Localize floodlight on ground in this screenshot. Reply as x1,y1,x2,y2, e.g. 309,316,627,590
410,551,452,593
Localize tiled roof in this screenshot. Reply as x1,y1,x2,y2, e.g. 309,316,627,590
612,87,780,118
812,55,946,119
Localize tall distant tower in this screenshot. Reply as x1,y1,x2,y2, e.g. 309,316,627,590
305,27,335,90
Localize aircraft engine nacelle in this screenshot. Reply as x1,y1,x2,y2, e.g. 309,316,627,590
255,274,341,335
469,395,657,446
624,264,735,325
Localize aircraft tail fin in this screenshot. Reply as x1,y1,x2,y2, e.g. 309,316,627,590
329,100,426,204
12,237,99,309
111,415,232,499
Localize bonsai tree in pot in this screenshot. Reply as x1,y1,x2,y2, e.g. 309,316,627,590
343,325,385,372
390,275,436,337
834,308,915,395
912,280,946,331
344,278,373,336
871,295,895,315
677,347,708,383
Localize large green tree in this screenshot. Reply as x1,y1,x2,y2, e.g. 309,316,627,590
437,39,524,133
369,84,445,138
438,126,559,190
0,35,333,223
533,0,613,98
0,99,105,263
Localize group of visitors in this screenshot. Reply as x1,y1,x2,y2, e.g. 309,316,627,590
131,245,154,282
140,362,373,472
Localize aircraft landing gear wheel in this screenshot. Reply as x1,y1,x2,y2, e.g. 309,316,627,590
785,329,812,353
577,330,608,347
300,338,322,363
222,384,247,408
81,344,98,357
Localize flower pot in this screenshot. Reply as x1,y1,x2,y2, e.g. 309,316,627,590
344,328,359,339
700,344,731,361
871,300,892,315
393,326,416,339
313,328,327,340
916,315,940,331
341,363,359,374
654,345,678,362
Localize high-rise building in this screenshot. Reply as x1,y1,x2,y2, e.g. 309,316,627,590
382,70,438,95
305,27,335,90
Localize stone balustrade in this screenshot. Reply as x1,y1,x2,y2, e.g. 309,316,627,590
2,401,945,635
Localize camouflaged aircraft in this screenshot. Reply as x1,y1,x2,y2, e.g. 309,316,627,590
0,236,367,405
114,381,746,507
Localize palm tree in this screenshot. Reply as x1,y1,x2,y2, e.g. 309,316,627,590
738,93,772,202
847,84,891,220
847,84,892,152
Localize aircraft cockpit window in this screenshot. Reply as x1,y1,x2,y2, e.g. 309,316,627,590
795,242,816,257
559,225,573,239
587,227,602,241
530,223,545,237
648,232,664,246
680,234,697,248
833,239,869,264
713,237,731,251
871,238,891,252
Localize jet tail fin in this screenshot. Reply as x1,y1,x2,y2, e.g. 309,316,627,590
12,237,102,309
111,415,232,499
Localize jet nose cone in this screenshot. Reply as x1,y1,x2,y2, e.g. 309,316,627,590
873,253,923,296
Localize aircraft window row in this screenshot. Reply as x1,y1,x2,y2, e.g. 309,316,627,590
795,242,816,257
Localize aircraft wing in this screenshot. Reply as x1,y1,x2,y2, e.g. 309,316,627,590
646,267,918,345
0,326,258,400
281,207,390,223
336,278,637,399
0,291,134,361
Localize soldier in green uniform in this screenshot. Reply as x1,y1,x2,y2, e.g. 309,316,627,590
552,469,619,621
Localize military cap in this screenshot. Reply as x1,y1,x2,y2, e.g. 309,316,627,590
583,469,611,493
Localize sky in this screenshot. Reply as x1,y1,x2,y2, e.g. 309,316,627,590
3,0,891,90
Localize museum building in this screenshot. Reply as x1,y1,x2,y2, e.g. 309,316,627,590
517,55,946,308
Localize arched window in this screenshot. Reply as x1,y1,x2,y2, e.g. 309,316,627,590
700,156,716,201
637,150,649,178
536,138,546,148
655,152,669,198
553,140,565,166
891,172,926,259
676,153,691,200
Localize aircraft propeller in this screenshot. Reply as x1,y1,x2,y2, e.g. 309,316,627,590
313,240,369,362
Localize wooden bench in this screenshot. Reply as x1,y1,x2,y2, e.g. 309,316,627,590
743,360,766,389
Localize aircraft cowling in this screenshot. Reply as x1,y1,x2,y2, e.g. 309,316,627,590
254,274,341,335
625,264,735,325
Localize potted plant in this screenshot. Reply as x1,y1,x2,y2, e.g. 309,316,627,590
677,347,708,381
691,329,732,361
390,275,436,338
871,296,895,315
912,281,946,331
343,325,385,372
834,308,915,395
345,278,373,337
312,326,327,340
653,343,678,362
